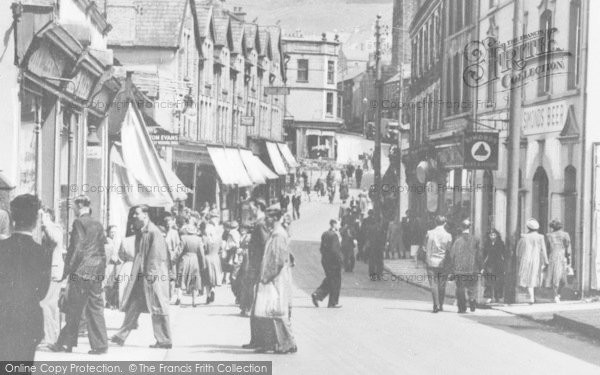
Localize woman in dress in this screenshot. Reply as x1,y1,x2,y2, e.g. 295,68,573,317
178,224,204,307
203,210,223,304
252,208,297,354
516,218,549,304
482,229,506,303
545,219,572,303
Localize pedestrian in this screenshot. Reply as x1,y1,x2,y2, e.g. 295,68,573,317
516,218,549,304
251,208,297,354
311,219,343,308
231,225,250,305
292,190,302,220
303,176,312,201
39,207,66,346
339,178,349,201
355,166,363,189
50,195,108,355
117,231,136,307
177,224,204,307
338,199,350,224
242,200,270,347
164,213,181,304
111,205,172,349
448,220,483,313
222,221,241,284
545,220,572,303
346,164,355,185
0,206,10,240
203,209,223,304
400,216,411,259
104,225,121,309
341,221,356,272
482,229,505,304
385,219,404,260
423,215,452,313
0,195,51,361
367,220,385,281
280,192,291,213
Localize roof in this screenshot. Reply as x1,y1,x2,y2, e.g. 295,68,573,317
212,13,230,47
107,0,187,48
342,66,366,81
194,3,214,39
229,16,245,54
244,23,259,51
258,27,271,57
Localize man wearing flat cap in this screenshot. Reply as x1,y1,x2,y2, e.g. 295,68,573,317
312,219,343,308
0,194,51,361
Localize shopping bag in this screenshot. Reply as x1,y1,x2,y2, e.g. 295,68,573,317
253,282,284,318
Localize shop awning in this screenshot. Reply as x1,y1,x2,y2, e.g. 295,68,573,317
265,141,288,175
240,149,266,185
207,147,237,186
158,158,193,201
277,142,298,169
254,155,279,180
224,148,253,187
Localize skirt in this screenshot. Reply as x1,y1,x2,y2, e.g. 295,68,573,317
178,253,203,292
545,252,567,288
203,254,222,288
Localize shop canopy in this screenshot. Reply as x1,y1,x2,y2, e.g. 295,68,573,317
253,155,279,180
207,146,253,187
158,158,193,201
265,141,288,176
277,143,298,169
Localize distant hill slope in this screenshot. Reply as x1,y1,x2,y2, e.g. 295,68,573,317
227,0,393,36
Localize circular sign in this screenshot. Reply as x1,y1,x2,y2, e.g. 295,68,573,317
471,141,492,162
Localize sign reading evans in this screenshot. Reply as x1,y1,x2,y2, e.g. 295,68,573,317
464,132,499,170
149,129,179,146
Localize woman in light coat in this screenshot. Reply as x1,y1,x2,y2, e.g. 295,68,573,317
545,220,572,302
516,218,549,304
202,210,223,304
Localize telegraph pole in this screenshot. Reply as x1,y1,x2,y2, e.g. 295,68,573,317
374,14,383,223
397,64,404,223
504,0,523,304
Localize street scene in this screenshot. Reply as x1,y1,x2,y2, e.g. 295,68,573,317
1,0,600,375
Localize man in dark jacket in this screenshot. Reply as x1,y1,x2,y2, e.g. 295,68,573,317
355,166,363,189
0,195,51,361
50,195,108,354
449,219,483,313
111,205,172,348
312,219,343,308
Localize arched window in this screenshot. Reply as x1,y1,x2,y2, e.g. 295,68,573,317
532,167,549,233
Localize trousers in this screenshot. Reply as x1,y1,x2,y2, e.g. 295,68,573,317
56,278,108,350
455,274,479,312
426,267,447,308
314,266,341,306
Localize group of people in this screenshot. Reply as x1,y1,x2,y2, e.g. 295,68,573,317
1,192,298,362
419,215,573,314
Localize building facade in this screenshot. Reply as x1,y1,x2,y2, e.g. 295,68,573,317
283,34,342,160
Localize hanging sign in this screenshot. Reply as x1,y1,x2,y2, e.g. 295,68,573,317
464,132,499,170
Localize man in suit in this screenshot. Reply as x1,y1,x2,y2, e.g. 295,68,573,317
111,205,172,349
0,195,51,362
50,195,108,354
312,219,343,308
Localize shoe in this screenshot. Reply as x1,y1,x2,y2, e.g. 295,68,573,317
438,305,444,312
210,290,215,303
242,343,257,349
311,293,319,308
458,309,467,314
48,343,72,353
88,348,107,355
174,299,181,306
327,304,342,308
110,336,125,346
554,295,561,303
149,343,172,349
469,300,476,312
432,305,439,313
275,346,298,354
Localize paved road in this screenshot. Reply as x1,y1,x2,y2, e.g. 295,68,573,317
37,197,600,375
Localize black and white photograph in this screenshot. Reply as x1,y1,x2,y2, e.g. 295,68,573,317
1,0,600,374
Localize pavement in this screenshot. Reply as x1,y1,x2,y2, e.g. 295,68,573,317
35,193,600,374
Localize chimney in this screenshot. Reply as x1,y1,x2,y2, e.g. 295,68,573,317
233,6,246,21
322,32,327,41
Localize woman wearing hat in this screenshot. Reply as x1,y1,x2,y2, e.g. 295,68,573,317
177,225,204,307
202,210,223,304
516,218,549,304
545,220,572,303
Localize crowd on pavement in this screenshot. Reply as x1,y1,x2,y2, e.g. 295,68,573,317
1,191,300,363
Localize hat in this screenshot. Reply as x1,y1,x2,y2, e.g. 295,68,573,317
526,218,540,231
461,219,471,229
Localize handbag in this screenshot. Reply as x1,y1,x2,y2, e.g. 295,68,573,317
253,282,285,318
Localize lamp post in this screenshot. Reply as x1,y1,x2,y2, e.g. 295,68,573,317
374,14,383,224
362,97,368,137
